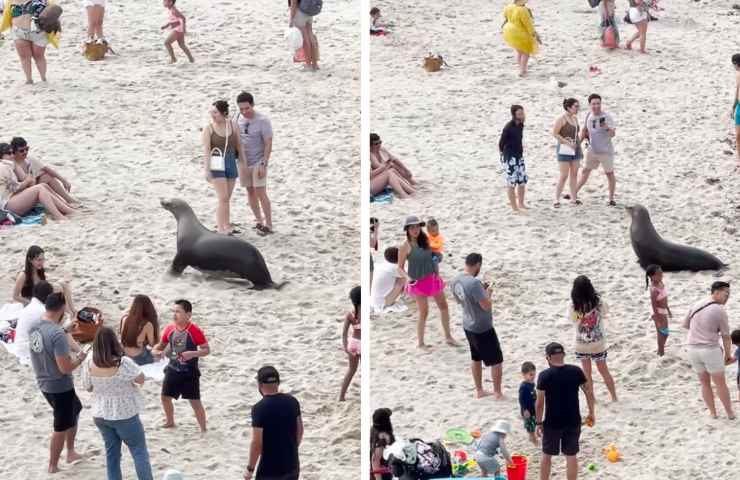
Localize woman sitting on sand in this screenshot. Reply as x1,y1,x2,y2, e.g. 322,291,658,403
570,275,618,402
120,295,160,366
202,100,245,235
398,216,456,349
370,134,416,185
370,135,415,199
370,408,395,480
626,0,649,53
501,0,541,77
1,0,52,83
10,137,79,206
552,98,583,208
339,286,361,401
80,327,154,480
0,156,75,220
13,245,77,315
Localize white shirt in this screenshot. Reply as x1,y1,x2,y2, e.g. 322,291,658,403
371,262,401,312
15,298,46,353
80,356,145,420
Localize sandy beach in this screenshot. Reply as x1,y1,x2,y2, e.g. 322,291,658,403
371,0,740,478
0,0,360,478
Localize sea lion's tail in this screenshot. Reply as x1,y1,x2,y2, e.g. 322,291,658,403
271,280,289,290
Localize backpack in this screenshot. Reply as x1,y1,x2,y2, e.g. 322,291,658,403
588,0,601,7
298,0,322,16
388,439,452,480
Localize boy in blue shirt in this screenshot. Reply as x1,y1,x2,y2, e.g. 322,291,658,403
519,361,538,445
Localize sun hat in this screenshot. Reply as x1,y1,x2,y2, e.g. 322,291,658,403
545,342,565,356
491,420,511,435
256,365,280,384
162,470,184,480
402,215,425,229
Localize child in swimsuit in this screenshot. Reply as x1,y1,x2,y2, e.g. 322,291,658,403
161,0,194,63
426,217,444,269
646,264,671,356
339,286,361,401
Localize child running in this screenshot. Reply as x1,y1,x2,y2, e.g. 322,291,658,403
161,0,194,63
518,361,538,445
339,286,361,401
474,420,513,478
646,265,671,356
732,329,740,403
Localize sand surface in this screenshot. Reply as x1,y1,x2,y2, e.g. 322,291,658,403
370,1,740,478
0,0,359,478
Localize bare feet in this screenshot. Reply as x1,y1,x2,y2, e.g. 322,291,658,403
162,421,175,428
475,389,492,399
493,391,504,400
445,337,460,347
48,465,60,474
417,343,431,350
625,42,632,50
66,451,84,463
518,204,529,210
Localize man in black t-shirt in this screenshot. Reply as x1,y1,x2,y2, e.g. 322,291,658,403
244,366,303,480
535,343,595,480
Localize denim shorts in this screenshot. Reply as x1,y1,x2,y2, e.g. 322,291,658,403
211,151,238,179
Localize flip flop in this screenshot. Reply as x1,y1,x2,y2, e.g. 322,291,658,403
574,200,583,205
608,200,617,207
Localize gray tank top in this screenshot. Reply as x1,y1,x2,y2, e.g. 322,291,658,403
407,244,435,281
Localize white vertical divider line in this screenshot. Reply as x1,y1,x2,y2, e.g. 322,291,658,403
360,0,371,477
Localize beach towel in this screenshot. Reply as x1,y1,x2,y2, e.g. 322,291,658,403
140,358,168,381
371,190,393,204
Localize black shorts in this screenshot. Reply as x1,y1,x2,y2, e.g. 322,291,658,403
464,328,503,366
542,425,581,456
42,389,82,432
255,470,299,480
162,369,201,400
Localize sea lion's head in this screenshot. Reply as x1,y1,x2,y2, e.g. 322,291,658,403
625,204,648,220
160,198,192,219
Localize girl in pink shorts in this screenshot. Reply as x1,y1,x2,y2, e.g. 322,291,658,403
161,0,193,63
339,286,361,401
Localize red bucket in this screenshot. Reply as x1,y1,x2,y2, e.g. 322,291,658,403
506,454,528,480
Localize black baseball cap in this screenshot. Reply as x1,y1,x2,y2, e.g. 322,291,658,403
545,342,565,356
256,366,280,384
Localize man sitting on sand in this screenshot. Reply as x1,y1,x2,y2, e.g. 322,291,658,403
245,366,303,480
28,292,87,474
153,299,210,432
450,253,504,399
370,247,407,313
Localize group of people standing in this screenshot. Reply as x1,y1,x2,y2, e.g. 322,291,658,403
497,94,618,213
202,92,274,236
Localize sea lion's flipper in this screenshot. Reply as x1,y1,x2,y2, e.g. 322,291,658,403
169,255,187,275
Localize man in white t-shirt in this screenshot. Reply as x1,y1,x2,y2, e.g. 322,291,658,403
370,247,406,313
14,281,54,357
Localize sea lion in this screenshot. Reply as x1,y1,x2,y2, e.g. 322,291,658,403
161,198,285,289
626,204,727,272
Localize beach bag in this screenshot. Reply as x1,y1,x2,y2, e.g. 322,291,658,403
603,23,618,48
298,0,322,16
588,0,601,7
389,439,452,479
209,124,230,172
84,42,107,61
69,307,103,343
285,27,303,52
423,55,444,72
37,3,62,33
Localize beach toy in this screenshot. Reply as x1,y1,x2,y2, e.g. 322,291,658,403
506,454,528,480
285,27,303,51
587,463,598,472
452,450,468,463
603,444,622,463
603,26,618,49
444,428,473,445
471,427,482,438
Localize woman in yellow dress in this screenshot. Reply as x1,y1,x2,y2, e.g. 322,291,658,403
502,0,541,77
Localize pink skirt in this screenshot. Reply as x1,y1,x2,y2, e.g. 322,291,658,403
406,273,445,297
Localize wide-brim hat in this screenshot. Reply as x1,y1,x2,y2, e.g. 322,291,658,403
403,215,425,229
491,420,511,435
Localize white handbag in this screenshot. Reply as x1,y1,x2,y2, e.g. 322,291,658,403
209,123,230,172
